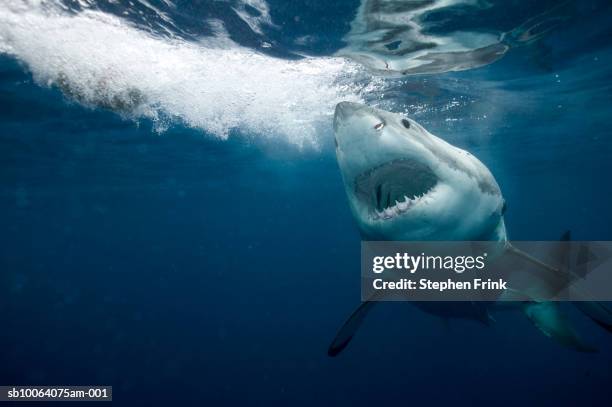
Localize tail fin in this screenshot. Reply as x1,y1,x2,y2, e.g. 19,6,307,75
555,232,612,334
525,230,612,335
511,231,598,351
546,231,612,343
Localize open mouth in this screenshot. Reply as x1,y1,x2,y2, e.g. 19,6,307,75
354,158,438,220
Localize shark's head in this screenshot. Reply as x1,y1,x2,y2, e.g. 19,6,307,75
334,102,506,241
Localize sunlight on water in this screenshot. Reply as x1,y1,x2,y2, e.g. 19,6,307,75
0,0,594,150
0,1,368,146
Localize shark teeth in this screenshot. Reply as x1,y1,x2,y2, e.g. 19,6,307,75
371,193,425,220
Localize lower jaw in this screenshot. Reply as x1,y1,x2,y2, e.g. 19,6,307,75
369,203,414,221
369,190,434,221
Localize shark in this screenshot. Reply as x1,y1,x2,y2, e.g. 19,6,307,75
329,101,612,356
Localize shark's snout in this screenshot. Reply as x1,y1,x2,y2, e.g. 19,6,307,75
334,101,363,131
334,101,360,119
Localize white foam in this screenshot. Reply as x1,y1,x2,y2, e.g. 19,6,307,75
0,1,366,147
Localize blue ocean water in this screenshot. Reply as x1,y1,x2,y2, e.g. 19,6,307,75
1,0,612,405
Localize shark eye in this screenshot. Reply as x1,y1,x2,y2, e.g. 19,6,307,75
374,122,385,131
401,119,411,129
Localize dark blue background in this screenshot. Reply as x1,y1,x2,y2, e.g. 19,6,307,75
1,1,612,405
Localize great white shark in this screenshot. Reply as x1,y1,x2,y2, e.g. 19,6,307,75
329,101,612,356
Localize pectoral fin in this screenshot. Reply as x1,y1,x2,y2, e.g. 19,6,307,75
523,302,597,352
328,300,377,357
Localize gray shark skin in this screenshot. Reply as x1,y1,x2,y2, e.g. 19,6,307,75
329,102,612,356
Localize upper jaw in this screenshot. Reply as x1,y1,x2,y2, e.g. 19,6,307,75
368,184,439,221
352,157,439,220
370,190,424,220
